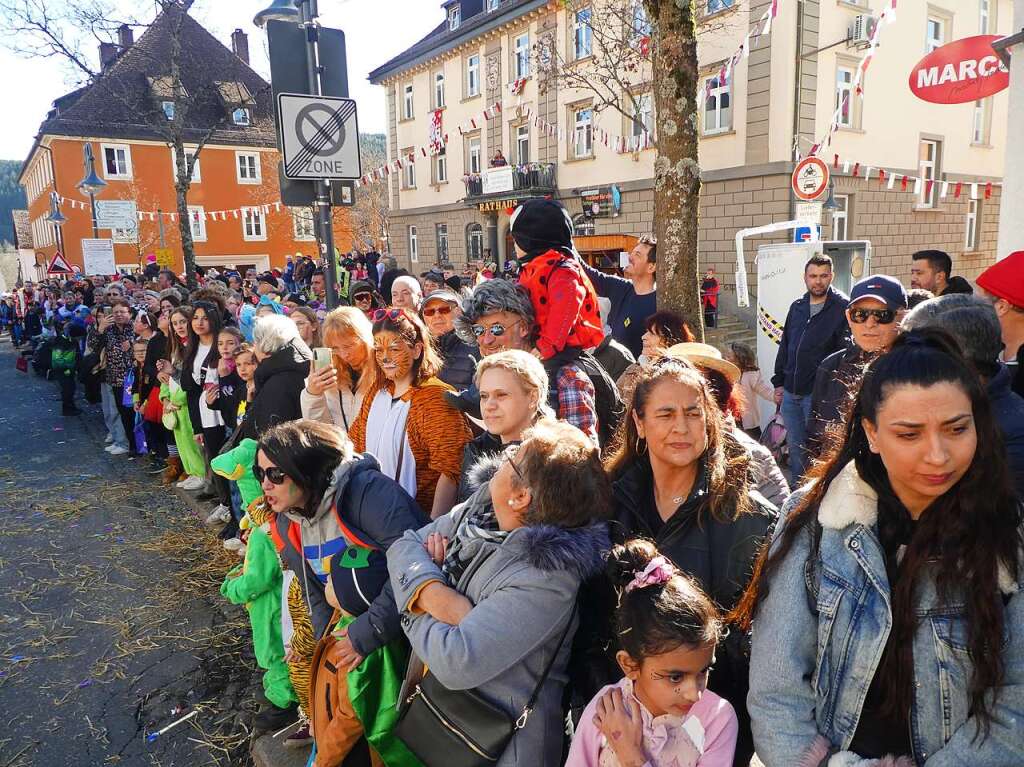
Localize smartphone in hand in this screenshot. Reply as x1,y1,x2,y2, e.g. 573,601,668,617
313,347,333,371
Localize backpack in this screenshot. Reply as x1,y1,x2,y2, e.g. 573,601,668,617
760,405,788,468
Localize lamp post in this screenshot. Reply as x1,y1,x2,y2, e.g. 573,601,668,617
255,0,339,310
44,191,67,256
77,144,107,238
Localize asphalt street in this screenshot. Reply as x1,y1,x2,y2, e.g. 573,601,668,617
0,337,260,766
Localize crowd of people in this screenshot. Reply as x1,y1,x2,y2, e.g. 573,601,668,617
5,198,1024,767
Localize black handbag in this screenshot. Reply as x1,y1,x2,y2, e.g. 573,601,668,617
394,603,577,767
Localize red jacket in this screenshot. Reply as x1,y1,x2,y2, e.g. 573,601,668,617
518,250,604,359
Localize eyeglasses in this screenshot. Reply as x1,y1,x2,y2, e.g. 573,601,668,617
504,443,524,480
252,464,289,485
849,308,897,325
353,292,372,303
372,308,408,323
470,319,521,338
422,304,453,318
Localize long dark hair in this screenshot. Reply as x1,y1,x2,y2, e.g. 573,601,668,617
258,419,351,518
733,329,1022,735
184,300,224,372
167,305,194,366
604,357,752,524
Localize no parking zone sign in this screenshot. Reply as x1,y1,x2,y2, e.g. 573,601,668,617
278,93,362,181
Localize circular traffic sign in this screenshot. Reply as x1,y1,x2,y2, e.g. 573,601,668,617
295,103,347,157
792,156,830,201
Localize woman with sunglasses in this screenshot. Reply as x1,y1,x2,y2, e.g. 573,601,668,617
807,275,907,460
421,289,478,392
387,419,611,767
349,308,471,518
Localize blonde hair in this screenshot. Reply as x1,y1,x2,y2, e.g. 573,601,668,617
322,306,375,391
291,306,323,347
474,349,554,420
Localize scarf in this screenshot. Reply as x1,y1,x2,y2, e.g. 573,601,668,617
364,390,417,499
442,484,509,584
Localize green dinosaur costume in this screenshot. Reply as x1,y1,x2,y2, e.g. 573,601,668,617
216,439,296,709
159,378,206,477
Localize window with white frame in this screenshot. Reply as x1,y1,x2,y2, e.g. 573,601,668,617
409,226,419,262
630,93,653,148
573,107,593,159
926,16,946,52
979,0,991,33
707,0,735,13
448,4,461,30
831,195,850,241
514,33,530,79
632,2,652,38
435,149,448,183
403,153,416,188
574,7,593,60
515,124,530,164
242,206,266,241
172,148,201,182
101,144,132,179
162,101,175,120
434,72,446,109
292,208,316,241
918,139,941,208
188,206,207,242
236,151,261,183
467,223,484,259
703,75,731,134
836,66,855,128
972,99,992,144
232,107,251,126
436,223,449,260
965,199,980,250
573,213,595,237
468,135,482,174
466,54,480,97
403,84,414,120
487,0,500,10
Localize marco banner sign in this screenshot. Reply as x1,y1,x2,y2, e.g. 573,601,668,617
910,35,1009,104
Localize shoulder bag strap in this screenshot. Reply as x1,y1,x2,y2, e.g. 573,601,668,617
517,600,578,729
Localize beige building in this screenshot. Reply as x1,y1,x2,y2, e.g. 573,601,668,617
369,0,1010,306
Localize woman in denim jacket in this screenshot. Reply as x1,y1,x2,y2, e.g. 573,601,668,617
735,329,1023,766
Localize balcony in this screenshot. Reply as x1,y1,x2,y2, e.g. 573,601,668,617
462,163,557,212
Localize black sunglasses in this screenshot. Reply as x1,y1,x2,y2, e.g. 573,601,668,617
849,308,897,325
353,292,372,302
471,319,521,338
252,464,288,485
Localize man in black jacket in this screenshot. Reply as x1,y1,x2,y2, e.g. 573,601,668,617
421,289,477,391
772,254,849,480
910,249,974,296
807,274,906,459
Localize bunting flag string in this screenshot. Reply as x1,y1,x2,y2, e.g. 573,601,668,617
825,152,1000,201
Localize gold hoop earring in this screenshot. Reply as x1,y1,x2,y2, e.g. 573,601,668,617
635,436,648,456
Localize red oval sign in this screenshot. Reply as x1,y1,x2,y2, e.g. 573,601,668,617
909,35,1009,104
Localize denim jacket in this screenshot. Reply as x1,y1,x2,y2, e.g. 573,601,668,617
749,462,1024,767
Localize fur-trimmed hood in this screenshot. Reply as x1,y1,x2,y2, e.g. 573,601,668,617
512,522,610,579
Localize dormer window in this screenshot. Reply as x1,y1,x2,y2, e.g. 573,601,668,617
448,4,461,30
162,101,175,120
232,107,250,126
487,0,501,10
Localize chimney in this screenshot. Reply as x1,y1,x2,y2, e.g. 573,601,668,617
231,29,250,65
99,42,119,70
117,23,134,50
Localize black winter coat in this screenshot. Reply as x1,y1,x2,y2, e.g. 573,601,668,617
593,335,635,383
456,431,506,503
772,287,850,395
436,330,478,392
807,344,869,458
246,342,311,438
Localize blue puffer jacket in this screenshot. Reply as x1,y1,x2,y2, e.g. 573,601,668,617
749,462,1024,767
772,287,850,395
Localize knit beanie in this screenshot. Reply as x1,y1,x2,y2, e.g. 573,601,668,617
509,198,576,263
977,251,1024,309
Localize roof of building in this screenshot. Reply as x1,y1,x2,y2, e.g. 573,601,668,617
11,211,32,250
28,6,275,156
368,0,543,84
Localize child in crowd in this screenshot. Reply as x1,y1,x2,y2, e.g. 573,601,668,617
725,342,775,439
566,539,738,767
231,343,258,431
209,327,243,431
127,338,150,455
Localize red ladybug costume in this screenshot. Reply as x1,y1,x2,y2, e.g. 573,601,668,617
518,250,604,359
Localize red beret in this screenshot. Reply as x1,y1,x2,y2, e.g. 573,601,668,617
977,251,1024,309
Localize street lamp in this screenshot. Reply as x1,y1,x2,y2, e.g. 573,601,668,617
44,191,67,255
77,143,107,238
253,0,300,27
822,180,840,212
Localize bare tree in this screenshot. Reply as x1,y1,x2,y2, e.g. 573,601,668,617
349,135,389,252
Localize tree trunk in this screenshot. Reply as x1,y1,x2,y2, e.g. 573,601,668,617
172,137,197,290
646,0,704,341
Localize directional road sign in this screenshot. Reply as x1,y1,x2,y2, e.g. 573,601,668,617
278,93,361,181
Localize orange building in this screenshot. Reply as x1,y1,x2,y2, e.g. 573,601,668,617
18,8,352,278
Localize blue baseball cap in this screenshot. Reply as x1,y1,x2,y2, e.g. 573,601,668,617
849,274,907,310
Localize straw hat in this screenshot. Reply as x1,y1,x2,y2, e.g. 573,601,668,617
664,342,741,384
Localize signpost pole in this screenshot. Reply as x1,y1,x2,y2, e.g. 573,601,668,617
301,0,339,310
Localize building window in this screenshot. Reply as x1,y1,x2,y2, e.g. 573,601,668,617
965,199,980,250
515,124,530,164
292,208,316,241
172,149,201,182
436,223,449,260
703,75,731,134
972,99,992,144
573,7,593,60
466,54,480,97
242,206,266,241
409,226,419,263
831,195,849,241
232,107,251,126
188,206,207,242
434,72,446,109
926,16,946,52
707,0,735,13
403,152,416,189
487,0,501,10
467,223,484,259
514,33,530,79
573,107,593,159
101,144,132,179
435,149,448,183
448,4,461,30
236,151,261,183
572,213,595,237
979,0,991,33
162,101,175,120
468,135,482,174
918,139,941,209
403,84,414,120
632,2,652,38
629,93,653,148
836,67,854,128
